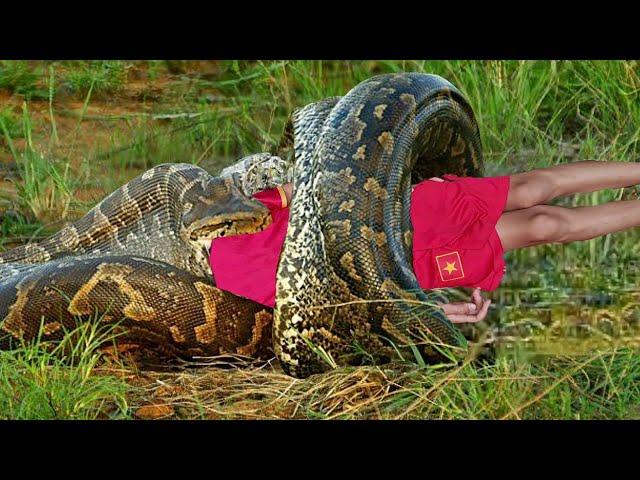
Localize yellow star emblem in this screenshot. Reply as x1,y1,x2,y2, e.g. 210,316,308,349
435,251,465,282
444,261,457,274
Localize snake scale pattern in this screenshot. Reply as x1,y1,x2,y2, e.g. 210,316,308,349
0,162,276,358
274,73,483,376
0,73,483,377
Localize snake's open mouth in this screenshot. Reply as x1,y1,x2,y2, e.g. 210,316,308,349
188,217,267,241
189,221,231,240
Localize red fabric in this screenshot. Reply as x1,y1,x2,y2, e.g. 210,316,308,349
410,174,510,291
209,187,288,307
209,175,511,306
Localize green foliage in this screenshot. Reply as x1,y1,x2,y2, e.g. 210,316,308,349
378,348,640,419
0,211,43,252
145,60,638,167
0,61,48,99
0,107,23,139
63,60,130,97
0,102,76,223
0,319,132,420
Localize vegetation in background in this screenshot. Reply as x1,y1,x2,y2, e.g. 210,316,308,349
0,61,48,100
0,319,132,420
0,107,23,140
0,60,639,419
62,60,130,97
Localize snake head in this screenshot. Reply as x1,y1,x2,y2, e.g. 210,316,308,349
183,176,272,242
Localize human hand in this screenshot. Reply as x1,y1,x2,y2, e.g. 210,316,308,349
439,287,491,324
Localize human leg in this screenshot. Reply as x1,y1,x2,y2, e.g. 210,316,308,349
496,200,640,252
505,160,640,212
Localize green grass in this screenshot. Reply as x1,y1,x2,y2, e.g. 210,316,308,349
0,102,76,224
1,60,640,419
380,348,640,420
62,60,130,97
0,107,23,140
0,61,48,100
0,319,133,420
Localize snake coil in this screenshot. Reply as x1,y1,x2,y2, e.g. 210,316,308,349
0,73,483,377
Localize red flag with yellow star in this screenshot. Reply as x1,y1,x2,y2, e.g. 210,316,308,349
435,251,465,282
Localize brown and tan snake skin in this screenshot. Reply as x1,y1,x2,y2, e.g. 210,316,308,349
0,73,484,377
0,161,277,359
274,73,483,377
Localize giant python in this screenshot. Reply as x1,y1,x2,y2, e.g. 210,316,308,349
0,73,483,378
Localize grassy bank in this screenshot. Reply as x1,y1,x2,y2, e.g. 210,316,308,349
0,60,639,419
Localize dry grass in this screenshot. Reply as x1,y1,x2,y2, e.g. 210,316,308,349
122,343,640,420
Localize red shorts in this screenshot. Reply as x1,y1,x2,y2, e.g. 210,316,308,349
410,174,510,291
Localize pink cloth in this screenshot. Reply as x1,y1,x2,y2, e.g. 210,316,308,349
209,187,289,307
209,176,511,306
410,174,510,291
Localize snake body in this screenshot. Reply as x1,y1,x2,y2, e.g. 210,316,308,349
0,161,276,358
0,255,273,358
0,73,483,376
0,162,273,279
275,73,483,377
